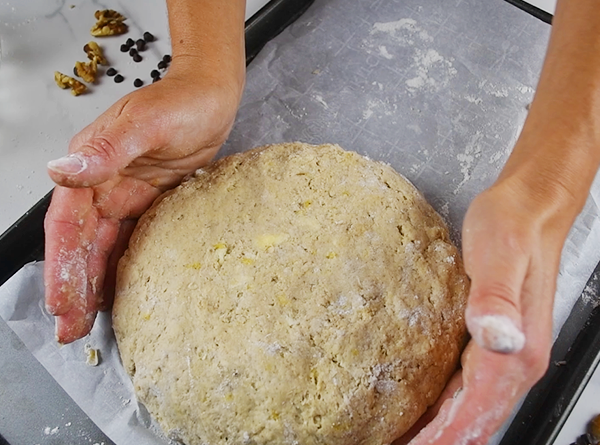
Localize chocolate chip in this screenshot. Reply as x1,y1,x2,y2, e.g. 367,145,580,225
134,78,143,88
129,48,138,57
574,434,592,445
114,74,124,83
133,53,143,63
143,32,155,42
136,39,146,51
120,44,129,52
150,69,160,79
162,54,171,64
73,66,79,77
126,38,135,47
157,60,167,70
106,67,117,77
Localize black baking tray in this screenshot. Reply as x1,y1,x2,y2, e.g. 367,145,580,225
2,2,599,445
500,276,600,445
504,0,553,24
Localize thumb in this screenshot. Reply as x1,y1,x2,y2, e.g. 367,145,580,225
462,203,528,354
47,119,154,188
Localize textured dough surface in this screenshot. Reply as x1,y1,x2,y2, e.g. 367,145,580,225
113,142,469,445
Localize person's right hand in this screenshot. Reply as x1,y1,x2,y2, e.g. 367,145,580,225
44,63,244,344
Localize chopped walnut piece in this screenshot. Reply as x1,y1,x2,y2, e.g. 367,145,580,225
83,41,107,65
74,59,98,83
90,9,127,37
54,71,87,96
91,21,128,37
94,9,125,21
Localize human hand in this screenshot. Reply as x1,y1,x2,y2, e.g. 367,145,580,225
44,65,244,344
396,0,600,438
396,175,577,445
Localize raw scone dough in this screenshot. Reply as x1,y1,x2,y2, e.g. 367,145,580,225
113,142,469,445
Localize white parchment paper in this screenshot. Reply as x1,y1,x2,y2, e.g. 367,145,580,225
2,1,600,444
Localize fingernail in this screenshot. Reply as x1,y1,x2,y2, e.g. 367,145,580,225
469,314,526,353
47,154,87,175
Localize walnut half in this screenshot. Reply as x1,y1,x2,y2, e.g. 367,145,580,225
54,71,87,96
94,9,125,22
90,9,127,37
74,59,98,83
83,41,107,65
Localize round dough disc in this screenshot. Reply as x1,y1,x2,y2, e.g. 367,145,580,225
113,142,469,445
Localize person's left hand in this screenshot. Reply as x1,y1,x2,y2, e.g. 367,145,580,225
395,171,577,445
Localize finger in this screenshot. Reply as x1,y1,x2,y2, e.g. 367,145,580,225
44,187,97,315
85,217,120,312
412,240,556,445
92,176,162,219
55,282,98,344
47,100,164,188
393,372,464,445
98,219,137,311
462,206,528,354
409,346,527,445
406,389,467,445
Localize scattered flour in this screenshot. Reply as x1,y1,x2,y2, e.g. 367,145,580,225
489,88,509,98
405,49,457,93
454,132,483,193
405,76,425,90
409,163,422,174
581,274,600,308
44,426,59,435
364,18,456,94
378,45,393,60
483,82,513,98
364,18,433,61
465,95,483,105
362,98,398,120
312,94,329,110
371,18,433,45
488,147,510,165
516,85,535,95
